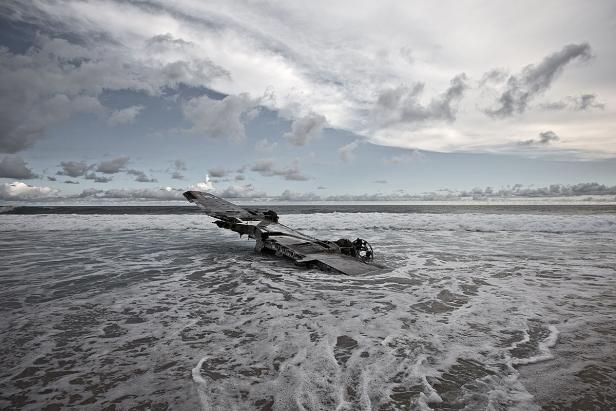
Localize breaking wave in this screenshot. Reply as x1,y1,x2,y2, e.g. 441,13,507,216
1,212,616,233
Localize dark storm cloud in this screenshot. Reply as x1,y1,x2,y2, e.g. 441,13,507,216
57,161,90,178
541,94,605,111
372,73,468,126
485,43,592,118
250,160,309,181
519,130,560,146
95,156,130,174
84,172,112,183
127,169,157,183
0,156,38,179
283,113,327,146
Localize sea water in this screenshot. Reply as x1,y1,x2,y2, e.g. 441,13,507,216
1,206,615,410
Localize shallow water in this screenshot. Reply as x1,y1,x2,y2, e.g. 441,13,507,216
1,212,615,410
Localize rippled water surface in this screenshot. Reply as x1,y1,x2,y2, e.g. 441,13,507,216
1,212,615,410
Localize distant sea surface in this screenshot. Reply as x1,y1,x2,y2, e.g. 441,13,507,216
3,203,616,215
1,205,615,409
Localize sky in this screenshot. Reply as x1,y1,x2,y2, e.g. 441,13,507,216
1,0,616,202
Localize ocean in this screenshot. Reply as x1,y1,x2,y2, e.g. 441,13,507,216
1,205,615,410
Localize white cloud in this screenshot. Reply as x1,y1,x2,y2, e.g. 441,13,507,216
3,1,616,157
193,175,215,191
255,138,278,152
182,94,257,141
107,105,145,126
0,182,59,200
384,149,426,164
216,184,266,198
78,187,184,200
278,189,321,201
338,140,361,162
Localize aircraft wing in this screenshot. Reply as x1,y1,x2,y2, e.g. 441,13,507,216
296,253,383,275
183,191,265,221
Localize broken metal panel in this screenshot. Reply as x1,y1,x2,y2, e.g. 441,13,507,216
183,190,384,275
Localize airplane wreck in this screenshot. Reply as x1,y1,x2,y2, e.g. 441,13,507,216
183,191,384,275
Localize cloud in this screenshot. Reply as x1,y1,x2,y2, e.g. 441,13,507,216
255,138,278,152
485,43,592,117
145,33,194,50
235,174,245,181
0,156,38,179
338,140,361,162
519,130,560,146
478,69,508,87
541,94,605,111
182,94,257,141
170,159,187,180
47,176,57,182
459,182,616,198
216,184,267,198
107,105,144,126
58,161,90,177
278,189,321,201
64,180,79,184
373,180,388,184
2,2,612,157
96,156,130,174
371,73,468,127
0,181,59,200
250,160,275,174
194,175,215,191
250,160,309,181
283,113,327,146
174,159,187,171
0,24,229,153
78,187,184,201
207,167,227,178
84,172,112,183
384,149,426,164
127,169,157,183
